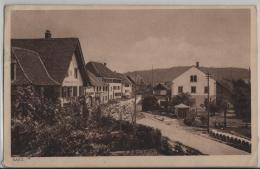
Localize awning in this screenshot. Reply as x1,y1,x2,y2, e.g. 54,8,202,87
174,103,190,109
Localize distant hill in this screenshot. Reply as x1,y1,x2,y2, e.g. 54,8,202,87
125,66,250,85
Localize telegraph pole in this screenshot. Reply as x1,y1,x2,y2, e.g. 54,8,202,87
206,71,211,133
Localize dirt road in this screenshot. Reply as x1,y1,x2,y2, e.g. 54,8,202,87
137,112,249,155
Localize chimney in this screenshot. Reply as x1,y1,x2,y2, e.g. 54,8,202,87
196,61,199,68
45,30,52,39
104,62,107,67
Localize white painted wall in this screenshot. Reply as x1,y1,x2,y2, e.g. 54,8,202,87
108,82,122,99
62,53,83,87
171,66,216,97
171,66,216,108
122,84,132,98
60,53,84,105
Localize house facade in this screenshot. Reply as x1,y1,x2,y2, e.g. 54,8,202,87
61,53,85,104
116,73,133,98
153,83,170,109
85,62,122,101
85,70,109,105
171,64,217,108
11,30,90,106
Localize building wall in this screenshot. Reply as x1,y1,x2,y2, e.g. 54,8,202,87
85,85,109,105
122,84,132,98
171,66,216,108
108,82,122,100
61,53,84,105
62,53,84,87
153,89,167,96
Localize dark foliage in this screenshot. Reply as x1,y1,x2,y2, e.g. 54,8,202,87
171,93,194,107
231,80,251,122
142,95,160,111
11,86,172,156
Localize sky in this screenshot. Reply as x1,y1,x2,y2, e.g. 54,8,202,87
11,8,250,73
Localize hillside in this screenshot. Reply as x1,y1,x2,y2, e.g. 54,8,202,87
125,66,250,85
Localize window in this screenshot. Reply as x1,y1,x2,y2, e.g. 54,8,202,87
191,86,196,93
178,86,183,93
125,84,130,87
11,63,16,81
68,87,73,97
190,75,197,82
73,86,77,96
204,86,209,94
115,93,121,96
74,68,78,78
62,87,68,98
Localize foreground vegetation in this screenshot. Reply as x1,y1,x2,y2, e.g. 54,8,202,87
11,86,202,156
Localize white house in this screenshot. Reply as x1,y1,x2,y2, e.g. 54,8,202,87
171,63,216,108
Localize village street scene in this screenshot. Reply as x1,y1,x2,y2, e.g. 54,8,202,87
10,9,251,156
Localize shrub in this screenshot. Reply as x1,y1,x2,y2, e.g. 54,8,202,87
184,112,195,126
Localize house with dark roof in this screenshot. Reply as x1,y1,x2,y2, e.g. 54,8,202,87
115,73,133,98
86,61,122,100
85,70,109,105
11,30,90,106
152,83,170,109
11,47,60,99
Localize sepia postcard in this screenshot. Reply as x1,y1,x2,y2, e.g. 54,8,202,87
2,5,258,167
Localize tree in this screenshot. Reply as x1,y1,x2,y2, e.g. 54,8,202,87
142,95,160,111
171,93,194,106
232,79,251,123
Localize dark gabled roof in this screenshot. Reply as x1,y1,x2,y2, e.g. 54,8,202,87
125,73,145,85
11,38,90,85
126,75,136,85
115,73,132,85
153,83,169,91
85,61,120,79
86,70,107,87
11,47,60,86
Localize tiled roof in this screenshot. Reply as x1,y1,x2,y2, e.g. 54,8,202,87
153,83,170,91
11,47,60,86
85,61,120,79
86,70,106,87
11,38,89,85
115,73,132,85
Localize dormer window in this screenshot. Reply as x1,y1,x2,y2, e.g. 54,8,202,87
11,63,16,81
190,75,197,82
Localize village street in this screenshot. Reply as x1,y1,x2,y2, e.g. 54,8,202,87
136,112,249,155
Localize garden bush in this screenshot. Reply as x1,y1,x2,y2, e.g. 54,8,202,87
11,86,176,156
